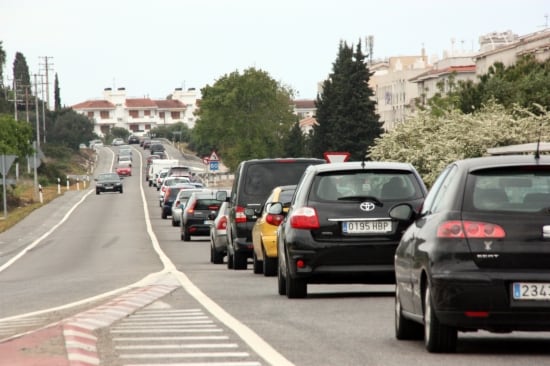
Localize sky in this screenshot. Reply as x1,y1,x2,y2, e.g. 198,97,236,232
1,0,548,107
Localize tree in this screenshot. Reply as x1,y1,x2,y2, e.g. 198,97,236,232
311,40,383,161
54,73,61,111
13,52,31,105
282,120,309,157
191,67,296,170
368,101,550,187
47,108,96,150
0,41,6,89
0,114,33,157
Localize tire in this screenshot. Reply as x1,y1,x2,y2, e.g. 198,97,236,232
211,244,224,264
96,190,100,195
263,246,277,277
171,218,178,227
182,226,191,241
233,251,248,270
424,286,457,353
227,251,234,269
119,188,123,194
278,259,286,296
286,264,307,299
252,252,263,274
395,286,423,340
161,212,167,219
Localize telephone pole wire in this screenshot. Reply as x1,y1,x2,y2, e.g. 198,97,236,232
39,56,54,110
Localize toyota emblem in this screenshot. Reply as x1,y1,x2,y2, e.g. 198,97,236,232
360,201,375,212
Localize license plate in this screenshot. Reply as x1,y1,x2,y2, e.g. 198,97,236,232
513,282,550,300
342,220,391,234
204,220,214,225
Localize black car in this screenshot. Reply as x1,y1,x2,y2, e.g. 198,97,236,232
276,161,427,298
393,154,550,353
95,172,123,194
226,158,325,270
181,190,223,241
127,135,140,144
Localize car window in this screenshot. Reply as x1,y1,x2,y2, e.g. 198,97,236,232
429,165,460,214
465,166,550,212
420,165,454,215
312,171,423,201
196,199,221,210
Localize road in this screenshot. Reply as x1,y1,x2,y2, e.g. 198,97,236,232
0,143,549,366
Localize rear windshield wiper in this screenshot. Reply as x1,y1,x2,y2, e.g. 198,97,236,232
338,195,383,205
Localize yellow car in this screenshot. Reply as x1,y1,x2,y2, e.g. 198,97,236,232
252,185,296,276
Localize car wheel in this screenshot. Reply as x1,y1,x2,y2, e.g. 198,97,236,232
395,285,423,340
252,252,263,274
286,263,306,299
263,246,277,277
182,226,191,241
233,251,247,270
424,285,457,353
96,190,100,195
227,251,234,269
211,244,224,264
161,211,167,219
119,188,123,194
277,259,286,296
171,218,177,227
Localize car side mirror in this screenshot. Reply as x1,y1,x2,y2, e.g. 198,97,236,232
268,202,283,215
216,190,228,202
389,203,414,221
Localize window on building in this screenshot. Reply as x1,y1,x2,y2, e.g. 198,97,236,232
144,110,151,116
171,111,181,119
100,110,109,119
159,111,165,119
87,111,94,118
129,110,139,118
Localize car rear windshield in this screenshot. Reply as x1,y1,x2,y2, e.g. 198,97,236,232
196,199,222,210
242,161,320,201
311,170,424,201
465,166,550,212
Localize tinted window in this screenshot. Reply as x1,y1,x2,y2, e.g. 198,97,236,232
196,199,221,210
465,166,550,212
312,170,423,201
242,162,318,200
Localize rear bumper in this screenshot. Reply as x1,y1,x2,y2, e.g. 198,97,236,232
431,272,550,331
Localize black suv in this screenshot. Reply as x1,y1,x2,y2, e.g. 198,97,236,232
225,158,325,270
275,161,427,298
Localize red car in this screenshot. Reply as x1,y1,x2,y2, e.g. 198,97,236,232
116,162,132,177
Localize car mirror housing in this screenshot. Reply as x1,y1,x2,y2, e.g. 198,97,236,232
268,202,283,215
389,203,414,221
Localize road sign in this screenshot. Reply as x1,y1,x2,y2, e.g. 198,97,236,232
323,151,350,163
209,151,219,161
209,161,219,171
0,155,17,176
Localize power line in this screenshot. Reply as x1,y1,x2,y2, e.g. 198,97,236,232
39,56,54,110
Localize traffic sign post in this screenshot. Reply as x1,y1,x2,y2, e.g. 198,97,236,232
207,150,220,172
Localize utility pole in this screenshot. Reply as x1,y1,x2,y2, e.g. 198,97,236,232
40,75,46,143
39,56,54,110
33,74,41,147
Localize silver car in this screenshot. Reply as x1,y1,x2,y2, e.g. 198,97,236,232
171,188,206,227
210,200,230,264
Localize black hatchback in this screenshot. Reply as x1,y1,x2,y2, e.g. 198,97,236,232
276,161,427,298
393,154,550,353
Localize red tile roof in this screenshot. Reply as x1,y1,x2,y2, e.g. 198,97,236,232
72,100,115,109
155,99,186,109
125,98,158,108
299,116,318,128
294,99,316,108
409,65,476,82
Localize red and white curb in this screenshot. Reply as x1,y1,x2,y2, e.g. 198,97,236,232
63,284,178,366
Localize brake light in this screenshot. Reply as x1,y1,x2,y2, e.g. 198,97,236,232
437,221,505,238
187,201,196,214
290,207,320,229
465,311,489,318
217,216,227,229
266,213,284,226
235,206,247,223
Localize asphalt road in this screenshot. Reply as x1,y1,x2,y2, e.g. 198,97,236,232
1,143,550,365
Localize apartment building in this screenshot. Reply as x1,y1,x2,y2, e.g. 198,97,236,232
72,87,200,137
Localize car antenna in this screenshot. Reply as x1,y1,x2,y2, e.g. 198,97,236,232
535,119,543,160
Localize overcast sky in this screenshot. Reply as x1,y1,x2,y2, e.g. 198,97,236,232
1,0,548,107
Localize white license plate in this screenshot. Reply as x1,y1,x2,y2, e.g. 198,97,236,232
204,220,214,225
513,282,550,300
342,220,391,234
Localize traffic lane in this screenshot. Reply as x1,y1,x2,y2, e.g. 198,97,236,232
0,155,163,318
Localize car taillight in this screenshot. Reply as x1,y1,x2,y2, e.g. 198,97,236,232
187,201,196,214
437,220,506,238
290,207,320,229
266,213,284,226
217,216,227,229
235,206,247,223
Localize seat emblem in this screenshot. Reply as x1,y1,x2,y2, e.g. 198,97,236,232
360,201,375,212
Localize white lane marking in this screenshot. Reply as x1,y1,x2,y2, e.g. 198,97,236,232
115,343,239,350
112,336,229,341
120,352,250,359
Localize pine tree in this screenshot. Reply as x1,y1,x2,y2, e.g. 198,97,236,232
311,40,383,161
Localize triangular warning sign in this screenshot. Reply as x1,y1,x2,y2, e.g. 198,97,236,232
209,151,219,161
323,152,350,163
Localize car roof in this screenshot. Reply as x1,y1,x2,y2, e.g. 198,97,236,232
451,154,550,172
306,161,418,173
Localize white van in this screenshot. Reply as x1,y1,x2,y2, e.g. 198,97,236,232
148,159,179,187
